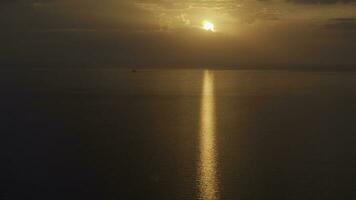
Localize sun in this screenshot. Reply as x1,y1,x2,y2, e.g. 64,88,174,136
202,21,215,32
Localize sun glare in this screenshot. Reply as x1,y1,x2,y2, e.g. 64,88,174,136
202,21,215,32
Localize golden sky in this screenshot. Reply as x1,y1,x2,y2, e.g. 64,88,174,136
1,0,356,68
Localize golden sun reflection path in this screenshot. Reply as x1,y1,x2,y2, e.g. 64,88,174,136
198,70,219,200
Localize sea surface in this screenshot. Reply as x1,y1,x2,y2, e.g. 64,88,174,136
1,69,356,200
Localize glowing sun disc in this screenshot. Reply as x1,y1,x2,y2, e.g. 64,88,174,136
202,21,215,32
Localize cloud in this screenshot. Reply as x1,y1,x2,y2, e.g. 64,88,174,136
1,0,356,68
286,0,356,4
325,18,356,30
0,0,159,31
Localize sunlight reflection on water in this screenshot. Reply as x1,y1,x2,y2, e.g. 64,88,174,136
198,70,219,200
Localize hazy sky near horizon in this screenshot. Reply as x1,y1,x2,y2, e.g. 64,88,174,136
1,0,356,68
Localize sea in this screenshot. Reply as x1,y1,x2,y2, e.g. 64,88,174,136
1,69,356,200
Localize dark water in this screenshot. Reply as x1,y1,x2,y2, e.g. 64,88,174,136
1,69,356,200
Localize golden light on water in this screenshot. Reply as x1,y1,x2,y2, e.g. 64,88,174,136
198,70,219,200
202,21,215,32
